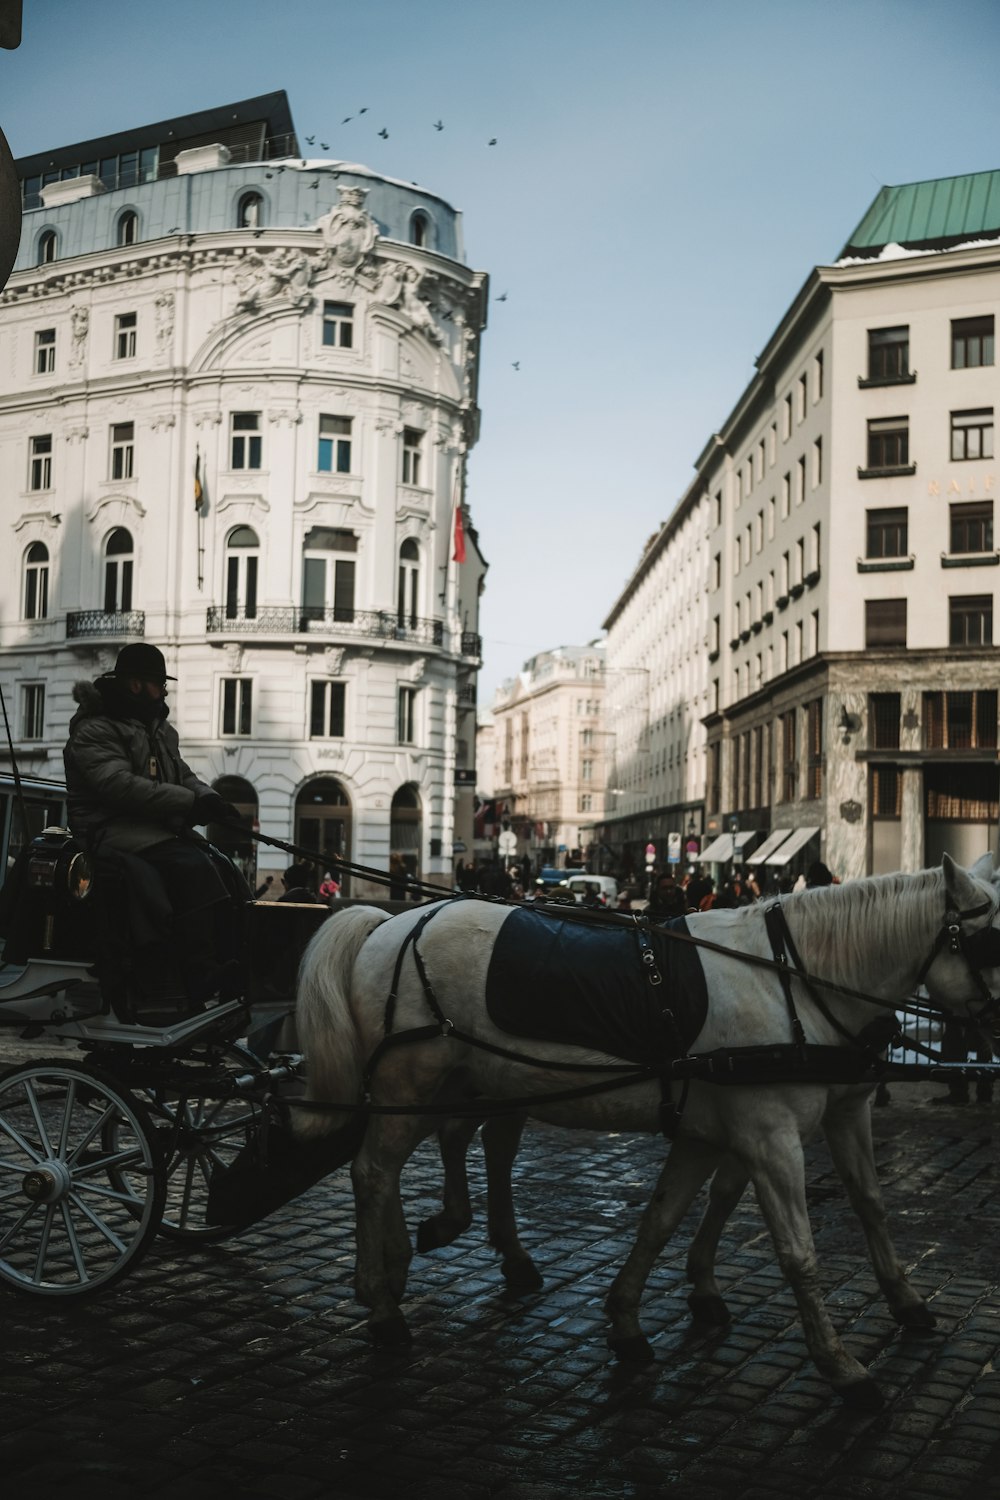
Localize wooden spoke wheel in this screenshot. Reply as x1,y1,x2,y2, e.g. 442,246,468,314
0,1059,164,1298
127,1043,263,1242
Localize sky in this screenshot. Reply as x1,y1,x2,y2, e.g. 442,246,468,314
4,0,1000,703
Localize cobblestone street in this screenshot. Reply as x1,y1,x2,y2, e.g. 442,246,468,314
2,1034,999,1500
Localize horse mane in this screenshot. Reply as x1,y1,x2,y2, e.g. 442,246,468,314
780,867,947,988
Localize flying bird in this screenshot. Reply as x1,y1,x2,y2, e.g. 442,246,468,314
497,292,508,302
433,119,444,131
321,142,329,151
305,135,315,145
265,172,273,179
378,128,389,139
342,115,353,124
488,138,497,146
359,107,368,114
308,180,319,189
512,361,520,370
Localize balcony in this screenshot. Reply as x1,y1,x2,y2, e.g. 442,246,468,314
457,683,477,706
460,631,483,660
67,610,145,640
206,605,445,647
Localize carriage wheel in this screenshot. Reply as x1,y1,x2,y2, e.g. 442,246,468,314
126,1043,262,1242
0,1058,164,1298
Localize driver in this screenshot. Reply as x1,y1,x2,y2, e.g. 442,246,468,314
63,642,246,1006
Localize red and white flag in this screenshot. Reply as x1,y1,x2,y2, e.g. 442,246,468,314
452,504,467,564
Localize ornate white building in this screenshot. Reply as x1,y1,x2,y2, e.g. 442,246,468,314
0,92,489,892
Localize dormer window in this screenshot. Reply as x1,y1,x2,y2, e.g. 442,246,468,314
409,211,431,248
37,230,57,265
116,210,138,247
238,192,264,229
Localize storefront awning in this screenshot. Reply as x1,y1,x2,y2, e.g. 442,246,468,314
745,829,793,866
764,826,820,867
698,833,733,862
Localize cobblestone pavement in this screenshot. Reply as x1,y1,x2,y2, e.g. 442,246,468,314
2,1033,1000,1500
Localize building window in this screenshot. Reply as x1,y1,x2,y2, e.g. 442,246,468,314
813,350,823,400
103,527,134,612
781,472,790,518
871,765,901,819
869,693,901,749
398,685,417,744
29,433,52,491
318,414,352,473
114,311,136,360
397,538,420,629
950,408,993,462
797,373,807,422
581,759,594,781
225,526,259,620
116,210,138,246
949,594,993,646
230,412,262,470
578,793,593,814
110,422,134,480
302,526,358,624
410,211,431,248
310,680,346,738
37,229,56,265
221,678,253,736
865,598,907,647
237,192,263,229
402,428,423,486
23,543,49,620
21,684,45,740
866,507,908,559
782,393,792,440
322,300,354,349
796,454,806,504
950,501,993,554
952,315,994,370
866,416,909,470
781,709,797,802
812,437,822,488
867,326,909,381
926,764,999,823
805,698,823,799
924,691,997,750
34,328,55,374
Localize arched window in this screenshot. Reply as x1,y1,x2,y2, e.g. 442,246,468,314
391,784,422,884
116,210,138,247
24,542,49,620
103,527,134,612
37,230,57,266
237,192,264,229
296,778,352,894
398,538,420,629
302,527,358,625
409,211,431,249
225,525,260,620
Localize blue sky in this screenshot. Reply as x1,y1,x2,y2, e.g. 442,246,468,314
4,0,999,701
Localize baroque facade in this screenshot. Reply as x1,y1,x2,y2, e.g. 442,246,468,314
597,170,1000,885
0,92,488,891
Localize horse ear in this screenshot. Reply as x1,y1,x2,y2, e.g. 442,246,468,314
969,852,996,884
943,850,985,906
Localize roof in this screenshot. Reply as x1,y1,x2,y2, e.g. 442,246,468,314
841,170,1000,257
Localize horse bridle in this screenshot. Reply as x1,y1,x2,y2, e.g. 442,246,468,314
914,897,1000,1031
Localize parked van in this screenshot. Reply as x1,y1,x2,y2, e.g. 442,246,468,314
564,874,619,907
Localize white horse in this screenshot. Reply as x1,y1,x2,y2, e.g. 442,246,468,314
294,855,1000,1409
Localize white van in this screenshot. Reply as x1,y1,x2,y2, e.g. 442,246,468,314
563,874,619,907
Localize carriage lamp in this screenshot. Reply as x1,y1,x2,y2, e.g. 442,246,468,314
838,706,861,743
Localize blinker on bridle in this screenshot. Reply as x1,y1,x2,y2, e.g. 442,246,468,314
915,898,1000,1026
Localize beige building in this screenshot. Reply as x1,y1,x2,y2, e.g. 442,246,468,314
490,642,606,867
598,170,1000,886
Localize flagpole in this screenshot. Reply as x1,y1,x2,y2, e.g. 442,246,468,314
195,443,204,590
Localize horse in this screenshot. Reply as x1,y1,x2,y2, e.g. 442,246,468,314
293,854,1000,1409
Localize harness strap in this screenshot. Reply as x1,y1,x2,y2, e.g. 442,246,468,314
763,903,808,1048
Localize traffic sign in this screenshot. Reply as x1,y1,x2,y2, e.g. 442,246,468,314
667,831,681,865
498,830,517,855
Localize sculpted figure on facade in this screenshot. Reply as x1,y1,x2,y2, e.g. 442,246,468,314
69,304,89,366
154,291,175,356
233,247,315,314
319,185,379,273
377,260,442,346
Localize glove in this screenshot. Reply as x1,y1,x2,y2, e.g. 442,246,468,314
191,791,240,825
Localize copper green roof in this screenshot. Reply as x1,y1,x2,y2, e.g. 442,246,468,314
841,170,1000,256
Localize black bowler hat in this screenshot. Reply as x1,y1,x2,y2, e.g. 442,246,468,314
113,643,176,682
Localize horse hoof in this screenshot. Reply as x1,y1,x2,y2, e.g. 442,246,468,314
895,1303,936,1331
608,1334,655,1365
369,1315,413,1348
501,1258,544,1294
837,1377,884,1412
687,1292,731,1327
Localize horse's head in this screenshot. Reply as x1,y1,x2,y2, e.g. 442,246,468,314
921,853,1000,1047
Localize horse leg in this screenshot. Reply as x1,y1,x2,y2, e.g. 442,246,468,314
823,1096,935,1331
351,1119,421,1345
685,1154,749,1326
482,1113,543,1293
606,1135,723,1363
744,1130,884,1410
416,1116,478,1253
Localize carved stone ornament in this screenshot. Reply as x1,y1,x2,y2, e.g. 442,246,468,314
408,656,427,683
839,800,863,824
324,646,346,676
224,643,244,673
233,247,316,314
319,185,378,271
378,261,443,346
69,304,89,366
154,291,175,353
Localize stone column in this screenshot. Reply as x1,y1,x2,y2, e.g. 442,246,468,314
900,766,924,871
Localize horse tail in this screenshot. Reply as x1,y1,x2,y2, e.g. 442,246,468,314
294,905,390,1139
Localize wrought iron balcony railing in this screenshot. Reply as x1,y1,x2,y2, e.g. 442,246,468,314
460,631,483,659
66,610,145,639
206,606,445,647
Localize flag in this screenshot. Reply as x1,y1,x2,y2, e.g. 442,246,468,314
194,450,203,511
452,503,466,564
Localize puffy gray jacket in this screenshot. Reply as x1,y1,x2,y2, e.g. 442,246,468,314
63,679,211,853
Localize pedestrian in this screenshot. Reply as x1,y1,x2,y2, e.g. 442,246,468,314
647,873,688,921
319,871,341,903
389,852,407,899
278,863,317,902
806,861,834,888
63,642,245,1006
254,874,275,898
